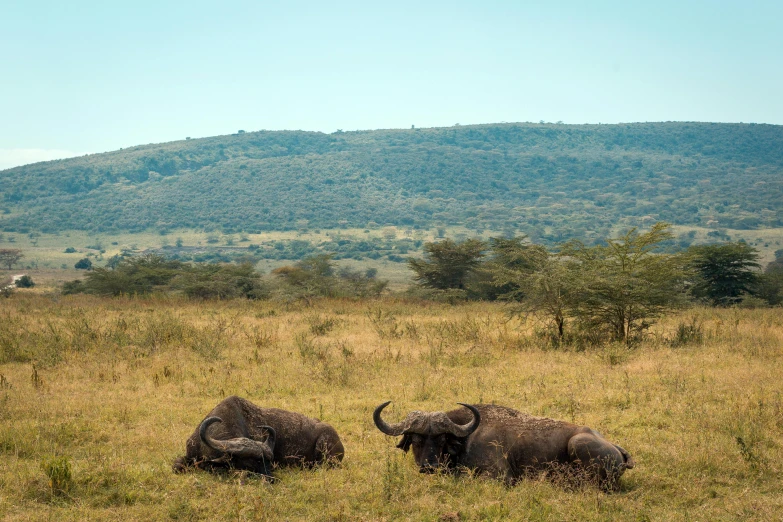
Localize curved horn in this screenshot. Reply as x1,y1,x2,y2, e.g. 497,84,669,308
446,403,481,437
373,401,407,436
198,416,273,459
260,425,276,453
199,416,224,448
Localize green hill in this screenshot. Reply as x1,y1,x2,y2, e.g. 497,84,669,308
2,122,781,243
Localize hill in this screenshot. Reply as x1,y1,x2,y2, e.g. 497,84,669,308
1,122,782,243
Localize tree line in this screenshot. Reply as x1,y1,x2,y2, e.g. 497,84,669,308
407,223,783,345
60,253,386,301
7,222,782,349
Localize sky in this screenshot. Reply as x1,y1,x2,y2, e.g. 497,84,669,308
1,0,781,169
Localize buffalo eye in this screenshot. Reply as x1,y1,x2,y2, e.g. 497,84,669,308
444,436,465,456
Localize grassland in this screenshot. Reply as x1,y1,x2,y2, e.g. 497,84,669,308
0,292,781,521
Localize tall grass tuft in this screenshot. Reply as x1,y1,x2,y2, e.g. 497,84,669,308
41,455,73,497
306,314,339,336
669,316,704,347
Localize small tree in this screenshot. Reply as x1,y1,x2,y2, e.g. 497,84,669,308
408,239,486,290
686,242,761,306
0,249,23,270
561,222,688,345
490,240,576,340
475,236,546,299
296,254,336,278
272,254,338,297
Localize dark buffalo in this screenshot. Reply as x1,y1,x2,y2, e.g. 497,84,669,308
374,402,634,488
174,396,345,477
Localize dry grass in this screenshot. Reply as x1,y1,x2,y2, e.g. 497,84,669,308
0,295,781,521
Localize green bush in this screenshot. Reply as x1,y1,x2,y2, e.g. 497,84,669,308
61,280,85,295
15,275,35,288
74,258,92,270
77,254,184,296
61,254,270,300
173,263,267,299
271,254,387,300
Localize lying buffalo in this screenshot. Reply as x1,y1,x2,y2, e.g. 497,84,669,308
374,402,634,488
173,396,345,477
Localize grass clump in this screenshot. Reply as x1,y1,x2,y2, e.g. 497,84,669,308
41,455,73,497
669,316,704,347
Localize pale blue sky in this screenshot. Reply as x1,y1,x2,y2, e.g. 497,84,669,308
1,0,781,168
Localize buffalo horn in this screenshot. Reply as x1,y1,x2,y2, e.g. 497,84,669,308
447,403,481,437
199,416,276,458
373,401,407,436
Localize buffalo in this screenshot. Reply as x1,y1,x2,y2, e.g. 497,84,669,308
173,396,345,477
374,402,634,488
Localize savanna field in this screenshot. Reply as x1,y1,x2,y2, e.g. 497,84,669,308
0,294,781,521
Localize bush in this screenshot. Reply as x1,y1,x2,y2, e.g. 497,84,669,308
62,254,270,300
15,275,34,288
75,255,184,296
61,280,84,295
74,258,93,270
669,317,704,347
271,254,387,300
173,263,267,299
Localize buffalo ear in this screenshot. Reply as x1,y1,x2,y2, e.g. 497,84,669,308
396,434,412,453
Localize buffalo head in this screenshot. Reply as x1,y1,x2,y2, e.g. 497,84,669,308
373,401,480,473
199,416,277,477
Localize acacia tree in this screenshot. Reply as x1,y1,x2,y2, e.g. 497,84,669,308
465,236,536,300
686,242,761,306
0,249,24,270
488,239,576,340
560,222,688,345
408,238,486,290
